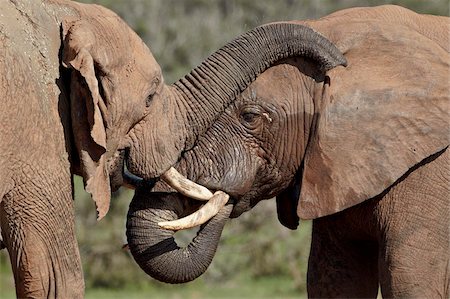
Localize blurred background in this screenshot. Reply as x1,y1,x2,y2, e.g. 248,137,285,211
0,1,448,298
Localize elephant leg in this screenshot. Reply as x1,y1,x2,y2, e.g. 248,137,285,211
377,149,450,298
307,210,379,298
0,166,84,298
0,174,13,250
0,226,4,249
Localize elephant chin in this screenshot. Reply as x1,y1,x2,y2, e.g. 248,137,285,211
126,190,233,284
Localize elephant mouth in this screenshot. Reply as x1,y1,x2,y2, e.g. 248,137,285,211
124,167,233,231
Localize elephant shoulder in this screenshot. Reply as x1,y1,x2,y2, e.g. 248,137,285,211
297,9,450,219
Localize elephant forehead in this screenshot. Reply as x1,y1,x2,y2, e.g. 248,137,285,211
128,37,161,81
76,8,160,82
243,64,300,102
123,43,161,84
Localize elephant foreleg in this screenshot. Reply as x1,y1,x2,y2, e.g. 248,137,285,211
0,167,84,298
377,148,450,298
307,212,379,298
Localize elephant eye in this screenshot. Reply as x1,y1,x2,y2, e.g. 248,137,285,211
240,106,262,129
145,94,153,108
241,111,259,123
145,77,161,108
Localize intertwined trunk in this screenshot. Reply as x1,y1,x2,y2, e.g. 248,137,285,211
126,191,232,283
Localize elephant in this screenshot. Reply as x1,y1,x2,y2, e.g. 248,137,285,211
0,0,349,297
0,0,164,296
125,5,450,298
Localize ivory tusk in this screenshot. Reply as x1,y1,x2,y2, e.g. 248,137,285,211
161,167,213,201
158,191,229,231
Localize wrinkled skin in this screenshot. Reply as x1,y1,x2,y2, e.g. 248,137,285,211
0,0,355,296
0,0,163,297
128,5,450,298
1,0,354,295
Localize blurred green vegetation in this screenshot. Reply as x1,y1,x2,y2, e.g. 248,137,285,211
0,0,448,297
80,0,449,83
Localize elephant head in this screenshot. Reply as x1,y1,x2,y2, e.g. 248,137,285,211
58,1,164,219
126,14,449,283
124,23,347,180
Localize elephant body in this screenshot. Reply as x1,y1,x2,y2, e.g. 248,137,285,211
1,2,84,297
126,5,450,298
309,148,449,297
0,1,161,297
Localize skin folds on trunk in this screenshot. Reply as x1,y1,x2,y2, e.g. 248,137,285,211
126,190,232,284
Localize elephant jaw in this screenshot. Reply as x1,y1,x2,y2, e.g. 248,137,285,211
124,166,232,231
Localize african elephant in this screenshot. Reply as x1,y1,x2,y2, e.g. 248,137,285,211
0,0,347,297
0,0,164,296
126,5,450,298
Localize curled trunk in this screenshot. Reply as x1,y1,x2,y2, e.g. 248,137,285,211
126,190,232,284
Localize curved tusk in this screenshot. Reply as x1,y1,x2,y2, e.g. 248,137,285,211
158,191,229,231
161,167,213,201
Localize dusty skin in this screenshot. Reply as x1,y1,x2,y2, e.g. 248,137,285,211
0,0,166,297
126,5,449,298
0,0,359,297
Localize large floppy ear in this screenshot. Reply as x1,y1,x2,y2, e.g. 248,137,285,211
297,34,450,219
62,18,110,220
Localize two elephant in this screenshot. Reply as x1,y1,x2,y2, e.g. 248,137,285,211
0,1,448,298
0,0,343,297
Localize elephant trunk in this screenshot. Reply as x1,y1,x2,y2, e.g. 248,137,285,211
126,190,232,284
174,22,346,149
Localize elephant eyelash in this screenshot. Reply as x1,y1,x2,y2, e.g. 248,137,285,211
262,112,272,123
145,77,161,108
241,111,260,123
145,94,154,108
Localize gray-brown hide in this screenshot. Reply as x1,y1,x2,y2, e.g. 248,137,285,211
0,0,352,296
0,0,160,297
127,5,449,298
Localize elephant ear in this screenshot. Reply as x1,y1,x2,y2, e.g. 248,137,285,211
276,178,300,230
297,40,450,219
62,17,110,220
